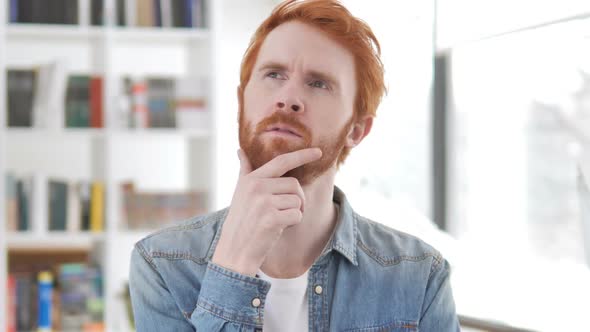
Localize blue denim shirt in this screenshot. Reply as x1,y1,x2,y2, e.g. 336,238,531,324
129,186,459,331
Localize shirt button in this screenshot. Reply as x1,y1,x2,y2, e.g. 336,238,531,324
314,285,323,295
251,297,261,307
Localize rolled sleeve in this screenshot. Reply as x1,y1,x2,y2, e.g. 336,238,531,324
192,261,271,329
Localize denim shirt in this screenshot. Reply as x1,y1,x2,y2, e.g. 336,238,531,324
129,186,459,331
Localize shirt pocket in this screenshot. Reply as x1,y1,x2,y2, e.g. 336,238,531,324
343,320,418,332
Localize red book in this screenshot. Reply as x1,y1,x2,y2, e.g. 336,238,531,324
7,275,16,332
90,76,103,128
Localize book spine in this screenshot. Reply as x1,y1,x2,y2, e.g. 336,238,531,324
9,0,18,23
7,275,17,332
37,271,53,331
132,80,149,128
184,0,193,28
66,182,82,232
90,76,104,128
90,182,105,232
48,180,68,231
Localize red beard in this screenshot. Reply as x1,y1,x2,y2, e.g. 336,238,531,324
239,109,352,186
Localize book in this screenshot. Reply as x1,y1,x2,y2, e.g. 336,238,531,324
15,273,34,331
90,77,104,128
7,69,36,127
7,275,17,332
91,0,104,26
80,182,92,231
90,181,105,232
9,0,18,23
32,59,68,129
65,75,91,128
48,180,69,231
131,78,149,128
137,0,155,27
160,0,173,27
37,271,54,331
16,178,31,231
126,0,137,27
67,182,82,233
175,76,209,130
117,0,127,26
147,77,176,128
122,182,207,230
14,0,78,24
5,173,19,231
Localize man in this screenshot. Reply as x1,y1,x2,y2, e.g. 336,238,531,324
129,0,459,331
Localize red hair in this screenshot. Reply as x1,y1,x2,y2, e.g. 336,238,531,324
239,0,386,164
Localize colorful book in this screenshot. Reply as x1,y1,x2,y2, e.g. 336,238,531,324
65,75,91,128
37,271,54,331
90,182,105,232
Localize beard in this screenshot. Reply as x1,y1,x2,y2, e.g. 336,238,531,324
238,106,352,186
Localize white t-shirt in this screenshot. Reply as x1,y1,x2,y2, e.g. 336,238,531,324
257,268,309,332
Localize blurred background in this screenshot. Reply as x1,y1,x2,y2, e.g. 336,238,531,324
1,0,589,331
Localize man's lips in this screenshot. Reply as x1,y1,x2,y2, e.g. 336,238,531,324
264,124,303,138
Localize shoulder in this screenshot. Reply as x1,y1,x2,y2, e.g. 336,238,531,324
354,212,445,273
134,208,228,263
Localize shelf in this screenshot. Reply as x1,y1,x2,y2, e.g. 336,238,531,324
6,232,105,251
112,128,211,139
6,24,209,44
7,24,103,40
6,128,106,139
111,27,210,43
5,128,211,139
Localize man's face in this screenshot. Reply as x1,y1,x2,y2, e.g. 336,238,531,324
239,21,357,185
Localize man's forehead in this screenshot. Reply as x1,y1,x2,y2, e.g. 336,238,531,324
254,21,355,78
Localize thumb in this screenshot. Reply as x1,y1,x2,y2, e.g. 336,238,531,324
238,149,253,176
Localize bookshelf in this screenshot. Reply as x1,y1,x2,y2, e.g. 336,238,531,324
1,0,281,330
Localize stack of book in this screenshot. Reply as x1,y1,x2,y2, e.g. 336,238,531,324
9,0,79,25
120,182,207,230
6,263,104,332
89,0,207,28
6,65,104,129
119,76,209,129
5,173,106,233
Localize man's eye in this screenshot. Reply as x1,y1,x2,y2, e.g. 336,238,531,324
309,80,328,89
267,72,282,79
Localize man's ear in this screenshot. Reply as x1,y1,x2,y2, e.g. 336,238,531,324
236,85,243,123
345,116,373,148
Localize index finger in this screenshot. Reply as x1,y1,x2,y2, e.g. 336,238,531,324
251,148,322,178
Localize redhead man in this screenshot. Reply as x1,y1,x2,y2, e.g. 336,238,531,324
130,1,459,331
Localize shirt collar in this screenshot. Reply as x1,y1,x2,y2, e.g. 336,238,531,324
323,185,358,266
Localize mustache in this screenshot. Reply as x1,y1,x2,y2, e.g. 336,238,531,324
254,112,311,139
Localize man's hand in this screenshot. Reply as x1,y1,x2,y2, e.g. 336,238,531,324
211,147,322,277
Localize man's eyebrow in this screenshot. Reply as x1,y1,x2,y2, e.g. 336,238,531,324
258,61,288,72
257,61,340,89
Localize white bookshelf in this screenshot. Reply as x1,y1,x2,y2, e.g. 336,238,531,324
0,0,280,330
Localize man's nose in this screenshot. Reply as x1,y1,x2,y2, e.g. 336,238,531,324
275,84,304,113
276,101,301,112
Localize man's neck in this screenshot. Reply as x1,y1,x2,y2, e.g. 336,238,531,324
260,168,339,279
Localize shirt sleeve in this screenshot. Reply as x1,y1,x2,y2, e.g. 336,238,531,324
129,245,196,332
190,261,271,331
418,257,461,332
129,243,271,332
